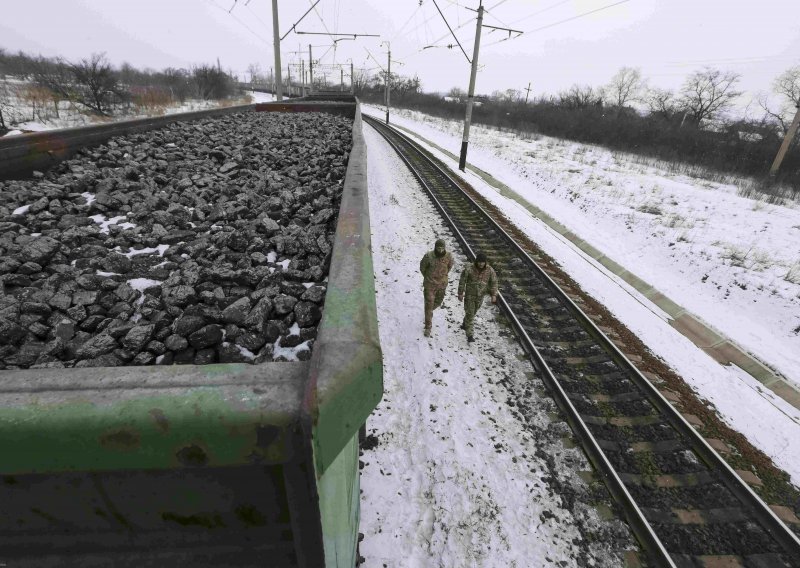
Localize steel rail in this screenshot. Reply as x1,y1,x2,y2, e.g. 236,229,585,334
364,114,800,564
365,114,674,567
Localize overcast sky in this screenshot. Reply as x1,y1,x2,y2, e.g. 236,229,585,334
2,0,799,108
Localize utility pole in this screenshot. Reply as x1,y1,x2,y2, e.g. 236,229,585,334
271,0,283,101
341,67,344,92
301,60,305,96
286,64,291,95
524,82,532,104
309,44,314,94
350,61,354,94
383,42,391,124
459,1,484,171
770,105,800,176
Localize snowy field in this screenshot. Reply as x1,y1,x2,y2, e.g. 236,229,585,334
366,105,800,389
361,105,800,490
360,125,631,567
1,86,273,136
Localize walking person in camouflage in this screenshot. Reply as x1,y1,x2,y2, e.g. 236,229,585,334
457,252,498,343
420,238,454,337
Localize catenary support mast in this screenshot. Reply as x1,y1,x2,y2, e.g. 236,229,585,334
770,105,800,176
271,0,283,101
459,1,484,171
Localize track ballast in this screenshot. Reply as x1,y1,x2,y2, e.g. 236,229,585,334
364,114,800,568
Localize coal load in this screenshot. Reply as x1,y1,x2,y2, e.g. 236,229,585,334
0,111,353,369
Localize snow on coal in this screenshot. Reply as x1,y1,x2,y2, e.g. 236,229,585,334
0,111,352,369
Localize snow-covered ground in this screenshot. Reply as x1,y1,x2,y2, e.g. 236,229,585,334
360,125,633,567
1,87,273,136
367,106,800,389
361,105,800,488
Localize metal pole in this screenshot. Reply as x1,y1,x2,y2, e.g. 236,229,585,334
770,105,800,176
351,62,354,94
309,44,314,94
385,47,391,124
286,64,291,96
341,68,344,92
459,1,483,171
301,60,305,97
271,0,283,101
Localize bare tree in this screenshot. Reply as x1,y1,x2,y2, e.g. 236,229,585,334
350,68,370,95
246,63,263,85
69,53,122,115
447,86,465,100
774,65,800,108
558,84,603,109
757,65,800,135
0,80,12,130
679,67,742,125
604,66,646,108
162,67,192,103
645,87,678,119
491,88,522,103
393,75,422,102
192,65,234,100
31,56,73,101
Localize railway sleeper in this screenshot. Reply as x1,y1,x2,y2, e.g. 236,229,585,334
369,117,800,567
595,438,685,454
535,327,590,340
652,522,785,558
582,414,661,427
641,507,748,525
619,470,716,488
671,553,793,568
626,481,739,511
563,353,615,366
556,374,638,396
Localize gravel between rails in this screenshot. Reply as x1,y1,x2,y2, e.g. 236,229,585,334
0,111,352,369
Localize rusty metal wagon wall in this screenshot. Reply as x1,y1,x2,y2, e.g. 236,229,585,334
0,97,381,567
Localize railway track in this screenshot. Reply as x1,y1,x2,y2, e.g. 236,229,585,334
364,114,800,568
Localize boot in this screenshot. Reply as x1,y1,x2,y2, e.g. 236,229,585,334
424,327,431,337
467,335,475,343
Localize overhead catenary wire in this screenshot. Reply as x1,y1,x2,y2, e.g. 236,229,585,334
396,0,509,63
481,0,632,48
431,0,471,63
363,46,386,74
388,2,424,44
279,0,323,40
392,0,506,57
309,0,338,64
482,0,513,28
204,0,271,47
525,0,631,33
511,0,573,26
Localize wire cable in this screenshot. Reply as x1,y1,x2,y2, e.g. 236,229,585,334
388,2,424,44
431,0,471,63
482,0,632,48
513,0,572,26
363,46,386,74
242,0,272,32
526,0,631,34
205,0,271,47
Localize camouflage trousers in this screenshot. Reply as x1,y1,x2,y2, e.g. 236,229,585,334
462,294,484,336
423,286,446,329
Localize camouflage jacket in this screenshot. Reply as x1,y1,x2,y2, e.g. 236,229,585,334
420,250,454,289
458,263,498,299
